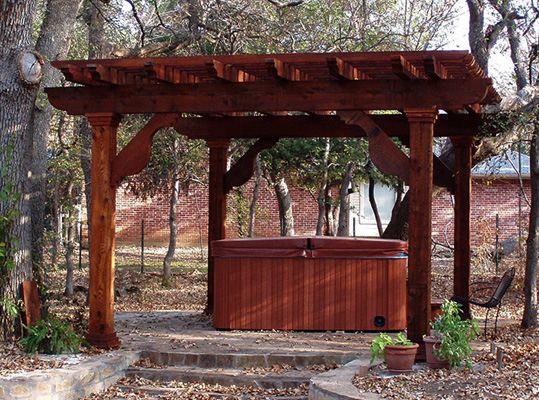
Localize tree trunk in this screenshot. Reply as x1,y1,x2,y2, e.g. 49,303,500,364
324,188,334,236
522,124,539,329
163,179,179,285
316,138,330,235
368,176,384,237
338,162,356,236
0,0,40,339
248,156,261,237
30,0,83,272
64,197,75,297
51,173,61,268
466,0,488,72
274,177,295,236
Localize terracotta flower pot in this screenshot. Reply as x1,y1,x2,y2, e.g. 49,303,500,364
384,343,419,373
423,336,451,369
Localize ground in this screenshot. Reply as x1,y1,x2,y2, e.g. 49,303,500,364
1,244,537,399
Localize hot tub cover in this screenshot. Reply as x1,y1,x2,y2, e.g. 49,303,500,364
212,236,407,258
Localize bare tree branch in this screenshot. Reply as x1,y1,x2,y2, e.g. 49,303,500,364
124,0,146,47
266,0,305,8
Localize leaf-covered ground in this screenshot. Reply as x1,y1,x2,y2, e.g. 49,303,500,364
1,245,537,399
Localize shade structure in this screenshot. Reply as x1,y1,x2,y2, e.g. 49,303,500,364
46,50,500,353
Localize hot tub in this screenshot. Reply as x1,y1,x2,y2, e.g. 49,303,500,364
212,236,407,331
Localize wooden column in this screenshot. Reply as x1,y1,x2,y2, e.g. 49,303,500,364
86,113,122,349
206,140,230,315
405,108,437,359
451,136,474,319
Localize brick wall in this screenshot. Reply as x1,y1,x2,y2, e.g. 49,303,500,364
113,178,321,246
107,177,530,247
432,178,530,246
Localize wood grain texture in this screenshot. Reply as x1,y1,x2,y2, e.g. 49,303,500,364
22,281,41,327
214,256,407,331
224,138,277,193
452,136,474,319
339,110,410,184
405,109,437,352
86,113,122,348
206,140,229,314
175,114,489,140
111,113,177,186
46,78,493,115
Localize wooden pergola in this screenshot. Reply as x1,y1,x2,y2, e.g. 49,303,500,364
46,51,500,355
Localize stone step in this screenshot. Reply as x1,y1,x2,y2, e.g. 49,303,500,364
140,349,358,369
115,384,309,399
126,365,315,389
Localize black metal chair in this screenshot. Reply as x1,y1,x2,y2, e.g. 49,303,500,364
451,267,515,335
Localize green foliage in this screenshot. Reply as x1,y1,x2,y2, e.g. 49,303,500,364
20,315,88,355
370,332,414,364
429,300,480,369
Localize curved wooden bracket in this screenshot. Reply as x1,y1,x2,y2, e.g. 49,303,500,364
224,138,278,194
339,110,411,184
111,113,178,187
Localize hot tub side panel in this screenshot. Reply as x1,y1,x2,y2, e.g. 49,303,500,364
214,256,407,331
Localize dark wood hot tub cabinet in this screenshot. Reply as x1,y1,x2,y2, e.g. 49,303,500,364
212,236,408,331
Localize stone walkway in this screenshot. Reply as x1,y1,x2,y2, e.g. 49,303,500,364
0,311,496,400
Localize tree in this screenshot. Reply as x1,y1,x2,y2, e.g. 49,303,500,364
0,0,40,338
465,0,537,329
260,138,323,236
125,125,207,284
30,0,83,275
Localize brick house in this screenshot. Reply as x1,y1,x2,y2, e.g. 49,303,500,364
110,151,530,249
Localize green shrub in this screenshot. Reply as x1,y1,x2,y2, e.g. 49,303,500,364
370,332,414,363
20,315,88,355
429,300,480,369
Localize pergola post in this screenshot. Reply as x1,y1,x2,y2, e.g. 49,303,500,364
405,108,437,359
205,140,230,314
86,113,122,349
451,136,474,319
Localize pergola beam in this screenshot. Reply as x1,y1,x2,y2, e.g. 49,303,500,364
174,114,488,139
46,78,493,115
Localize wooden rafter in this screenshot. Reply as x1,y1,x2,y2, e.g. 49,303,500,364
144,62,168,83
206,59,256,82
327,57,367,80
265,58,312,81
59,65,103,86
391,55,424,80
423,55,449,80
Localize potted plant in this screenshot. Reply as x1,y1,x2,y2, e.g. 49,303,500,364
424,299,480,369
370,332,419,373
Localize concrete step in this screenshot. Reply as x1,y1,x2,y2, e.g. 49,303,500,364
115,384,309,399
126,365,315,389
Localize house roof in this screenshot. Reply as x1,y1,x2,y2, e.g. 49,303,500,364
472,150,530,179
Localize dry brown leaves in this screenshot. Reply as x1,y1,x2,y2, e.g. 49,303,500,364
354,324,539,399
241,362,338,375
0,343,63,376
87,376,309,399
